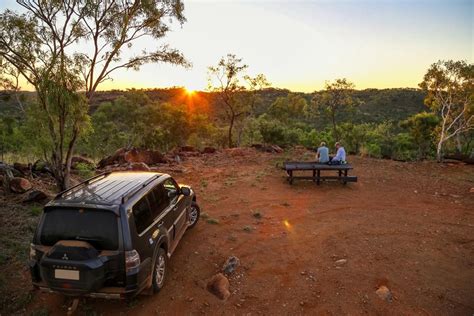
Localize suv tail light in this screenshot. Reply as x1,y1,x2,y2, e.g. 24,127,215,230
125,250,140,273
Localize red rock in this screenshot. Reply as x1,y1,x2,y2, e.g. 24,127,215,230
180,146,198,152
98,148,165,168
23,190,49,203
375,285,393,302
124,148,165,165
10,177,32,193
206,273,230,300
127,162,151,171
202,147,217,154
13,162,30,175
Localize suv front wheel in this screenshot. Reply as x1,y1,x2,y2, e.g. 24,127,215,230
152,248,167,293
187,202,200,229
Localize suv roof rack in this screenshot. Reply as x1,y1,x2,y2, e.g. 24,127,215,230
121,174,162,204
54,172,112,200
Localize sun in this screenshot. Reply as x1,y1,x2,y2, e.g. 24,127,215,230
184,87,195,96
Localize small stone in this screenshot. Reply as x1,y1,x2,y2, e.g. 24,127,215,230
299,301,305,306
335,259,347,266
300,271,306,275
222,256,240,275
450,194,461,198
187,297,194,302
414,190,418,194
375,285,393,302
470,187,474,193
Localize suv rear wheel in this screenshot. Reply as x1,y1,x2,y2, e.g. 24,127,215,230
152,248,167,293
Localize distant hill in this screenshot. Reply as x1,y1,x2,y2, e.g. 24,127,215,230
0,87,427,126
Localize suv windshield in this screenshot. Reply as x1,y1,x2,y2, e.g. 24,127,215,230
39,208,118,250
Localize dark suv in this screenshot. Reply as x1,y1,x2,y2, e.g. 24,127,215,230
29,171,200,299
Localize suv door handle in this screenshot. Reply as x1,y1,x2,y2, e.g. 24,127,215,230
157,221,164,227
172,206,178,211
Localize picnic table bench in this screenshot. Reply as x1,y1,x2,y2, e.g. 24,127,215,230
283,161,358,185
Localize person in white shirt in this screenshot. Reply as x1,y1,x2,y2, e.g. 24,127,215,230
330,142,346,164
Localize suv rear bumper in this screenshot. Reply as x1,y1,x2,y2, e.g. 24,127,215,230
34,282,137,299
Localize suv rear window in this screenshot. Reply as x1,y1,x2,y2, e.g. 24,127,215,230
39,208,118,250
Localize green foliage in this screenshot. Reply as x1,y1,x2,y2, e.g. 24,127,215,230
75,162,95,179
29,205,43,216
78,91,217,157
401,112,439,159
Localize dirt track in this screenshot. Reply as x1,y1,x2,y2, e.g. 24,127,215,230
21,149,474,315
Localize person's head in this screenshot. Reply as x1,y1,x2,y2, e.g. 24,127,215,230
320,141,326,147
335,142,341,149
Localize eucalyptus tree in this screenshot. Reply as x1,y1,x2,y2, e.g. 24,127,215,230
312,78,356,140
0,0,189,189
419,60,473,162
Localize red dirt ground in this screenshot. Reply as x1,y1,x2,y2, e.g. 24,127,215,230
24,149,474,315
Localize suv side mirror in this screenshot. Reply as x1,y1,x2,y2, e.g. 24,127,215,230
181,187,191,196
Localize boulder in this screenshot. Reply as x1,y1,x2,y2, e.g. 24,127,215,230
10,177,32,193
98,147,165,168
98,148,128,168
206,273,230,300
270,145,284,153
251,144,283,153
23,190,49,203
124,148,165,165
13,162,30,175
222,256,240,275
180,145,198,152
127,162,151,172
202,147,217,154
32,160,53,175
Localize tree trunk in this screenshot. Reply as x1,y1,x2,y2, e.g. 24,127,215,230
331,109,338,140
228,115,235,148
436,138,444,162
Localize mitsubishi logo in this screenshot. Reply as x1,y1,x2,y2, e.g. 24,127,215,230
62,253,69,260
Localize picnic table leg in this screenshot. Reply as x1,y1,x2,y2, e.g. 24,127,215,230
289,170,293,185
343,170,348,185
317,170,320,185
313,169,316,182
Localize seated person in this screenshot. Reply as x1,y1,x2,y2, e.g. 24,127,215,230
316,142,329,163
330,142,346,164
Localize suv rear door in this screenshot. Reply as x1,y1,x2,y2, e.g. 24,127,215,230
130,195,155,287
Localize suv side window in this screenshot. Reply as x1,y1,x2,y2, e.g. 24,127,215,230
149,184,170,220
133,196,152,234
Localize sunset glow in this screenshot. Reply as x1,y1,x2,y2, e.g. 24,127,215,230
0,0,471,92
184,88,195,96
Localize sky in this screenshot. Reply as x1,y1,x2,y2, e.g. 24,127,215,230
0,0,472,92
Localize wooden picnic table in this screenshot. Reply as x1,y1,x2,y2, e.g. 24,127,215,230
283,161,357,185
